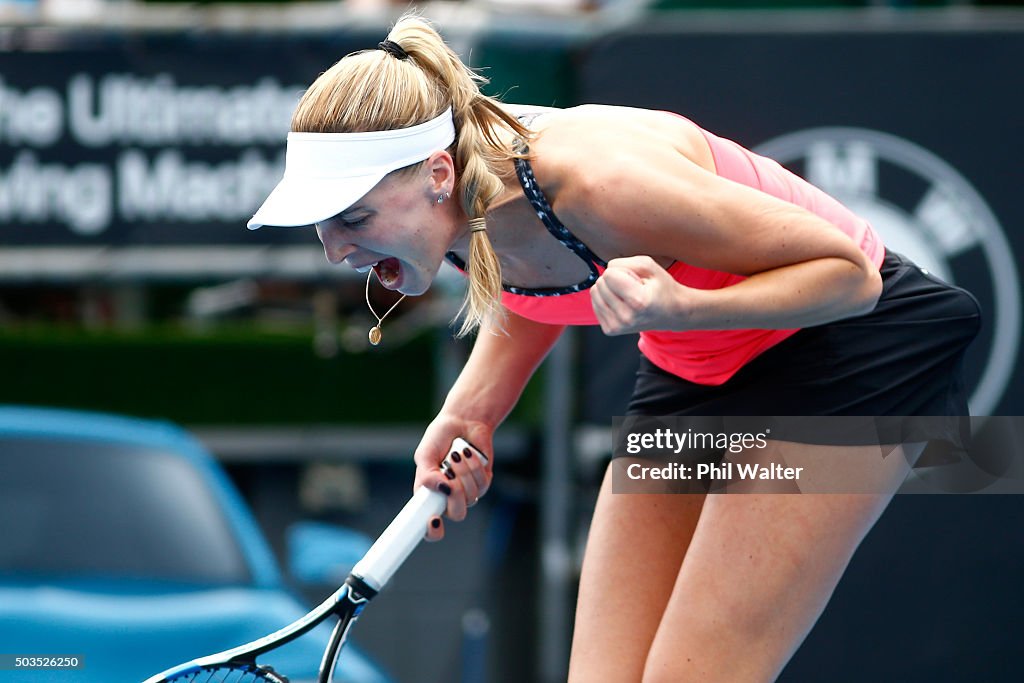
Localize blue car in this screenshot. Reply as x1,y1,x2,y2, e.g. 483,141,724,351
0,406,392,683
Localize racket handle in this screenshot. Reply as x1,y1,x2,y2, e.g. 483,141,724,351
351,437,487,592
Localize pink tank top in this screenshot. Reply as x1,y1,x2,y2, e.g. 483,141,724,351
496,118,885,386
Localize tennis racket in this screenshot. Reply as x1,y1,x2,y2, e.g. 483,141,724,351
142,437,487,683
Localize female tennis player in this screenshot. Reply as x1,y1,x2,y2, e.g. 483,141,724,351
248,13,981,682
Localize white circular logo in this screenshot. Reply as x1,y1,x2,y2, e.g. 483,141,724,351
755,128,1019,414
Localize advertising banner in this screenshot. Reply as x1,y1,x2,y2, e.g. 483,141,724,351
0,34,377,247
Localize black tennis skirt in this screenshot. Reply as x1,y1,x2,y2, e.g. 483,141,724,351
625,250,982,461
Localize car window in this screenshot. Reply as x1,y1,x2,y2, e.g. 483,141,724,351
0,437,251,584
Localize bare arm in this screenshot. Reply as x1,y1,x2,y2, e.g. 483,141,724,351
445,308,565,426
557,135,882,334
415,309,564,536
592,253,880,334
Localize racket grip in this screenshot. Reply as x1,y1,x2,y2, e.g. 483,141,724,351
351,437,487,592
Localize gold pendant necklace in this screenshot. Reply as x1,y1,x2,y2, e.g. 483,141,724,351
365,269,406,346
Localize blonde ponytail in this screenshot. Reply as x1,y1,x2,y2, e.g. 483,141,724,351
460,218,502,338
291,11,531,337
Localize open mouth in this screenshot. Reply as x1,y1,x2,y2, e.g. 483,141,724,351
372,258,402,288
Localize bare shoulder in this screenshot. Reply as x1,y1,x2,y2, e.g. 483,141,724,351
494,103,711,175
520,105,712,197
508,104,718,261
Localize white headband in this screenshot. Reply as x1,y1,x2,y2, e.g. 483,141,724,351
247,108,456,230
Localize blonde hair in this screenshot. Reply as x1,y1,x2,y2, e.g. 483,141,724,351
291,12,531,337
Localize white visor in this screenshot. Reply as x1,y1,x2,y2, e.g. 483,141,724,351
247,108,456,230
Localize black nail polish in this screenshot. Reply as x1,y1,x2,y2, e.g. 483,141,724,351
439,483,452,496
431,518,441,529
444,468,456,480
463,448,473,459
451,452,462,463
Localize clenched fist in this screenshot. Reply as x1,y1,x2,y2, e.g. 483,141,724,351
590,256,701,335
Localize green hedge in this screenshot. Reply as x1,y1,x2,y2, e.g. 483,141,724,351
0,326,435,424
0,325,546,427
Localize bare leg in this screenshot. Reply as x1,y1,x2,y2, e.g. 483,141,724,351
568,462,707,683
640,443,923,683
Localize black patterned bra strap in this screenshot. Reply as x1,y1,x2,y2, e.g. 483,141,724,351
444,139,609,298
513,154,608,272
445,250,468,271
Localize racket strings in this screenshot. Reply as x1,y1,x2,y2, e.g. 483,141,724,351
165,664,288,683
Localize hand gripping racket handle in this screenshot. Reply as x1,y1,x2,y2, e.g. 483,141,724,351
351,437,486,592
